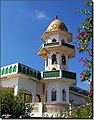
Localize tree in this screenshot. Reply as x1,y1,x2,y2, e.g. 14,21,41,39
69,0,93,118
1,87,33,118
75,0,92,86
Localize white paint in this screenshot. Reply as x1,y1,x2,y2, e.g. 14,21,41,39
46,81,69,103
1,77,18,88
14,85,18,96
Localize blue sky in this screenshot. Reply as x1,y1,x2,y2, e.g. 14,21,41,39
1,0,92,91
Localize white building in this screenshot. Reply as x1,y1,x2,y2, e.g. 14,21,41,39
1,16,89,117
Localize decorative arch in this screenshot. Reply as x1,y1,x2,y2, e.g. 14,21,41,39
46,56,48,67
26,68,29,75
52,68,56,70
52,38,56,42
2,68,5,75
62,89,66,101
61,39,64,43
5,67,9,74
23,67,26,74
34,71,36,77
51,88,57,101
9,66,12,73
30,70,33,76
62,54,66,65
36,94,41,102
52,54,57,64
13,65,17,72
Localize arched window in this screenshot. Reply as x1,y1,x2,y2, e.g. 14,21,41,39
9,66,12,73
52,39,56,42
51,88,57,101
52,54,57,64
13,65,17,72
52,68,56,70
26,68,29,75
23,67,26,74
5,67,9,74
36,94,41,102
62,54,66,65
2,68,5,75
46,57,48,67
61,39,64,44
62,89,66,101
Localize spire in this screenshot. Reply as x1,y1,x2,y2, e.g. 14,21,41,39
56,15,58,19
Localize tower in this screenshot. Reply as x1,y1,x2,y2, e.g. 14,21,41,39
38,16,76,103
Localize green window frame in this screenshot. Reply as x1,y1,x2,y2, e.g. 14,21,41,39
13,65,17,72
9,66,12,73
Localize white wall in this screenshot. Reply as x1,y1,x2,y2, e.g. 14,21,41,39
46,81,69,103
18,76,36,95
1,77,19,95
1,77,18,88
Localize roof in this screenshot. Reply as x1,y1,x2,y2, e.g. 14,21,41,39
46,17,68,32
0,63,41,80
1,63,89,96
69,86,89,96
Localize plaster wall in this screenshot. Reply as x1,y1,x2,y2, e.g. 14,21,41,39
45,51,69,71
18,76,36,96
46,81,69,103
1,77,19,95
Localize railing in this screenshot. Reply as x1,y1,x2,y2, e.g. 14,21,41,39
44,42,59,47
43,70,76,80
61,42,75,49
43,70,60,78
62,71,76,80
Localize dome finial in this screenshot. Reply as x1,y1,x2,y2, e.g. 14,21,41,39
56,15,58,19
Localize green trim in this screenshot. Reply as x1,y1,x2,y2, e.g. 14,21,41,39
44,42,59,47
9,66,12,73
62,71,76,79
2,68,5,75
43,70,60,78
61,42,75,49
5,67,9,74
23,67,26,74
26,68,29,75
69,87,89,96
18,63,41,80
18,64,22,73
13,65,17,72
30,70,33,76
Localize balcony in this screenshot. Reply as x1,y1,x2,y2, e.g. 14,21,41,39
43,70,76,80
43,70,60,78
61,42,75,49
38,41,75,59
44,42,59,47
62,70,76,80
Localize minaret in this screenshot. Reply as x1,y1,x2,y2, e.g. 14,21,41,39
38,16,76,103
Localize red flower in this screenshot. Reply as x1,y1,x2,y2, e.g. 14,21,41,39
83,62,88,67
80,72,84,78
76,34,82,40
80,76,83,78
80,72,84,76
90,87,92,91
79,57,83,62
89,53,92,57
89,91,92,96
90,81,92,86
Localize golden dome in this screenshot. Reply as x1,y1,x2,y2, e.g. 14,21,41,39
46,16,68,32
